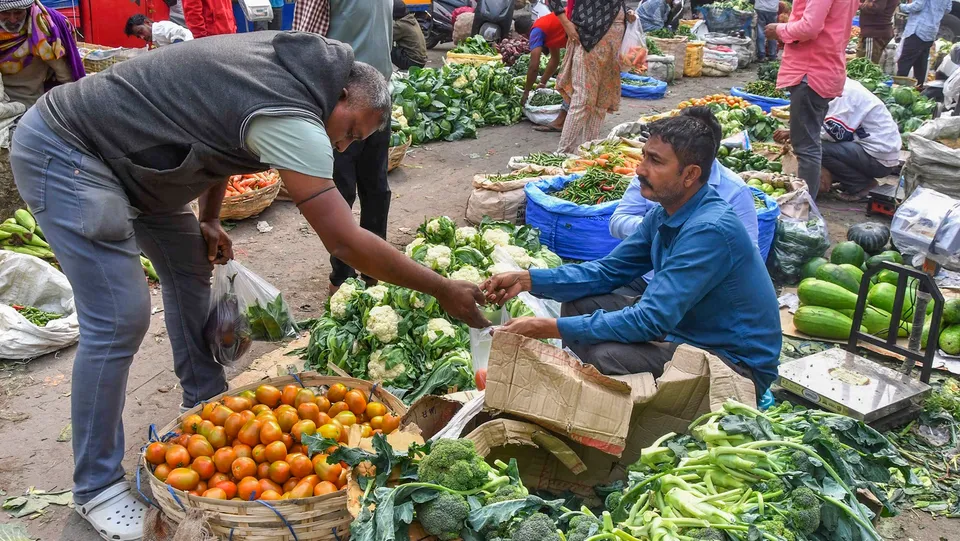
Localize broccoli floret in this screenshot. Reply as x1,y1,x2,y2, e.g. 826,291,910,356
687,527,726,541
786,487,821,534
757,519,797,541
605,491,627,522
565,515,600,541
751,478,788,501
418,439,493,491
416,492,469,540
512,513,559,541
485,483,528,504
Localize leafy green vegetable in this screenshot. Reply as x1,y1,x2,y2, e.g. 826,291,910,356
744,80,788,99
757,61,780,83
451,35,497,56
620,76,659,87
528,91,563,107
646,37,663,56
847,57,885,82
245,294,297,341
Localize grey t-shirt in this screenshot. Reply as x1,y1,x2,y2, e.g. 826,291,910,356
327,0,393,80
245,116,334,178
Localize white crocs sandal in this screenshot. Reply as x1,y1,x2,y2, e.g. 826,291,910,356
77,481,146,541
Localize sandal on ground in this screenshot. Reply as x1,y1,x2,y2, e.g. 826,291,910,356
77,481,146,541
533,124,562,132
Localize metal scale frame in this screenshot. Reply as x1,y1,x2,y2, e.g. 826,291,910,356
777,261,945,425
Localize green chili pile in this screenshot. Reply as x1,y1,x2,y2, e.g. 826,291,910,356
520,152,568,168
551,167,631,205
485,170,543,183
13,304,63,327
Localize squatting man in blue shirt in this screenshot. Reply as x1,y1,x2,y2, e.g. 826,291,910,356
480,108,782,395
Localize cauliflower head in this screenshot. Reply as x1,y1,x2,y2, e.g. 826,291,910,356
367,347,408,384
363,285,389,303
481,228,511,248
426,318,457,342
455,226,479,245
504,245,532,269
329,281,359,320
528,257,547,269
452,75,469,89
425,245,453,271
405,237,426,258
365,305,400,343
488,261,518,275
449,265,483,284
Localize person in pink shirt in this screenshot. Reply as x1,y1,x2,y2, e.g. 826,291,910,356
764,0,858,199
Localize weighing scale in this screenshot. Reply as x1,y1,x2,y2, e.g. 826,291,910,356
778,262,945,425
238,0,274,22
865,183,899,217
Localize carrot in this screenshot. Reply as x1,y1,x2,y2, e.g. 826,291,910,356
614,167,636,176
575,159,597,166
595,158,609,167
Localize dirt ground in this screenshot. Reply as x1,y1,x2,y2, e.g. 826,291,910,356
0,52,953,539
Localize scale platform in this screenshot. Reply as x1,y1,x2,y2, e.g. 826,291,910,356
866,183,899,217
777,348,931,422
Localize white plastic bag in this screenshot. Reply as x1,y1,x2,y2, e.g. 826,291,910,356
619,19,647,73
0,251,79,359
523,88,564,126
903,116,960,198
204,260,298,365
890,187,960,270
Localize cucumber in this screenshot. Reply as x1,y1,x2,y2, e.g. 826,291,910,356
794,306,867,340
798,279,859,311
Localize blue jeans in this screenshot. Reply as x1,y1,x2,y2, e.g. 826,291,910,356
755,9,779,60
10,108,226,505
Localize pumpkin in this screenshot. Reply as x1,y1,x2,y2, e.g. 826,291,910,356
846,222,890,254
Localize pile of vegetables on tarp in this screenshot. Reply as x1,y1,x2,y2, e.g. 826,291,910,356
390,106,409,147
713,104,784,141
875,84,936,136
566,139,644,175
757,61,780,84
601,399,900,541
717,146,783,173
648,26,697,40
743,81,787,99
391,62,522,145
711,0,755,10
451,35,497,56
304,217,561,402
494,35,530,66
845,57,886,90
550,167,632,205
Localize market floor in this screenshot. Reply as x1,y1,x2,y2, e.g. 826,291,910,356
0,58,950,539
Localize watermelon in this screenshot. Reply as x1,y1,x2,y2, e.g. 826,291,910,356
816,263,861,293
800,257,828,280
830,241,866,268
945,299,960,325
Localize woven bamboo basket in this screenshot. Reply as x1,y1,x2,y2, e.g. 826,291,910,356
387,135,412,172
142,372,407,540
77,41,127,73
220,181,281,221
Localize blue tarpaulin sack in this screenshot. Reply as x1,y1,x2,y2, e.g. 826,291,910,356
524,174,623,261
750,186,780,262
620,73,668,100
730,87,790,112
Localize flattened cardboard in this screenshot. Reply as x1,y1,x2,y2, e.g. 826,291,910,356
484,332,634,456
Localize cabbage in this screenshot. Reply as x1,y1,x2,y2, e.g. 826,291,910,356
893,87,917,107
903,118,924,133
887,104,907,122
912,99,935,118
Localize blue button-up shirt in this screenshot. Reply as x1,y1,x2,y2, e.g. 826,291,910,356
529,185,782,393
637,0,669,31
901,0,952,42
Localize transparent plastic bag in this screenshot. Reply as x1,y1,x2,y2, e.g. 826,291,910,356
619,19,647,73
490,247,562,347
204,260,298,365
767,189,830,283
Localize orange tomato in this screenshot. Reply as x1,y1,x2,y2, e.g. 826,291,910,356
239,410,256,425
369,416,383,430
281,433,294,451
259,478,282,494
312,454,342,483
207,426,228,449
213,447,237,474
181,414,203,435
232,444,253,460
166,468,200,491
224,413,244,441
294,389,316,409
257,462,271,480
222,395,253,412
326,383,348,403
251,404,271,415
231,457,257,480
336,467,347,488
344,390,367,415
288,480,314,499
269,461,292,484
202,487,227,500
255,385,282,408
297,402,321,425
209,472,230,486
315,396,331,413
317,422,341,442
327,401,349,417
289,454,314,478
334,411,357,427
276,409,300,433
291,420,317,443
210,404,234,427
239,389,258,405
237,419,262,447
187,435,214,459
165,445,192,468
145,442,168,465
197,420,215,440
381,413,400,435
153,463,172,482
314,481,337,496
252,444,268,464
214,480,237,499
359,425,373,438
264,441,288,463
281,384,300,406
365,402,387,419
237,477,263,500
191,456,216,480
317,412,332,426
200,402,217,421
283,477,301,493
260,420,283,445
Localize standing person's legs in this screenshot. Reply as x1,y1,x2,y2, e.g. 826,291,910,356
354,128,392,284
560,293,678,376
898,34,927,77
330,139,364,287
756,10,776,60
557,41,590,153
788,80,831,199
870,36,891,64
268,6,283,29
133,210,225,408
913,39,933,83
10,109,151,510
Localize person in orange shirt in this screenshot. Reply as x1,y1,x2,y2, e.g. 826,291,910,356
517,13,566,108
182,0,235,37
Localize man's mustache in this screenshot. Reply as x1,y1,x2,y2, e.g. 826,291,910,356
638,175,652,190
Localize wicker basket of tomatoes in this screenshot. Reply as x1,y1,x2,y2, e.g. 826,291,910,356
219,170,282,221
141,373,405,541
